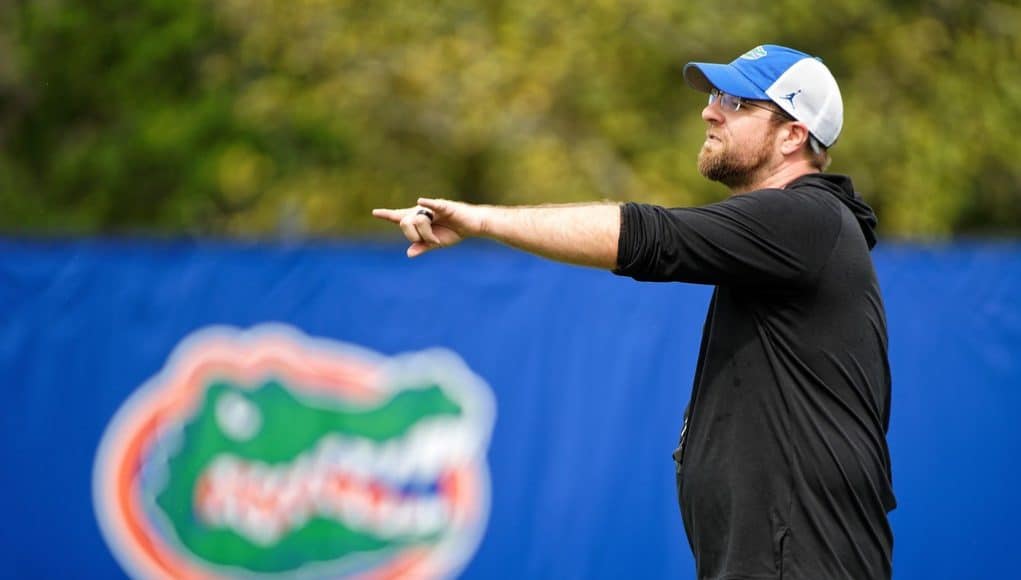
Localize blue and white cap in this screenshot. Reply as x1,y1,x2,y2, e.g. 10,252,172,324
683,45,843,148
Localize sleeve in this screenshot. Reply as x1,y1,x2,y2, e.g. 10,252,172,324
613,189,842,289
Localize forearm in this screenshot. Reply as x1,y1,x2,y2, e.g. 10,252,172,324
477,203,622,269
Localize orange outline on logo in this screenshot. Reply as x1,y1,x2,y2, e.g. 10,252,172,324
94,326,492,580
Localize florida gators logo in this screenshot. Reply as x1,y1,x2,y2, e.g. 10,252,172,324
740,45,768,60
93,324,495,579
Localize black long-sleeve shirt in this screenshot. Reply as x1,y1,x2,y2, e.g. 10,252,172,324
614,173,896,580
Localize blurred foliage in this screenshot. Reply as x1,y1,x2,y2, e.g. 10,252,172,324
0,0,1019,238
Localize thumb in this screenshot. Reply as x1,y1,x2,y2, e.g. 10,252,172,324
417,196,483,237
416,198,450,215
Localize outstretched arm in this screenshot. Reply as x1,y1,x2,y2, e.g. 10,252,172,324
372,198,621,270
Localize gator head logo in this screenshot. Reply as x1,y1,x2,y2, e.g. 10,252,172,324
93,325,495,579
740,45,768,60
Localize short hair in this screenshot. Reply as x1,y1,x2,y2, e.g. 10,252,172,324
807,135,832,171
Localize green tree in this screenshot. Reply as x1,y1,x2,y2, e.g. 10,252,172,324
1,0,1018,238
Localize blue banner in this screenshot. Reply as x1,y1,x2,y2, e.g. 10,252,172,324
1,239,1019,579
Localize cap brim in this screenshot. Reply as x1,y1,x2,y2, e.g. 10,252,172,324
683,62,768,100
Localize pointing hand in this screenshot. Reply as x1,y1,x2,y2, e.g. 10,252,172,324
372,198,483,258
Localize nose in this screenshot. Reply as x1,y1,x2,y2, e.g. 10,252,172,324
702,102,724,124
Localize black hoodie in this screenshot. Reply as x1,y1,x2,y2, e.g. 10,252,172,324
614,173,895,580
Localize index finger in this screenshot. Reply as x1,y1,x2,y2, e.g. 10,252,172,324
371,208,406,224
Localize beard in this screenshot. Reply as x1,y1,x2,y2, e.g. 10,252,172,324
697,129,777,190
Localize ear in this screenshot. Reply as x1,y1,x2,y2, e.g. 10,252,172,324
779,122,811,156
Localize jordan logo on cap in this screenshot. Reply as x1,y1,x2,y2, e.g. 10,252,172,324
782,90,803,110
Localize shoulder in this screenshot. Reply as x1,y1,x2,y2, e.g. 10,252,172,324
723,183,843,224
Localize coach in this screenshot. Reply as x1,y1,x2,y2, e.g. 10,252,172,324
374,44,896,580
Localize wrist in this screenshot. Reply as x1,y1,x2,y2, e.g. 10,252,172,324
474,204,495,238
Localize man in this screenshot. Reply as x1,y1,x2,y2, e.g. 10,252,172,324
373,45,896,579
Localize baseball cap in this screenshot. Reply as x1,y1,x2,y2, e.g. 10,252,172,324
683,44,843,148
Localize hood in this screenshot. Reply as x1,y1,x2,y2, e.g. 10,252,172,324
788,173,878,249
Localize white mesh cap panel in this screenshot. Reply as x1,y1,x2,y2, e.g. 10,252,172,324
764,58,843,147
